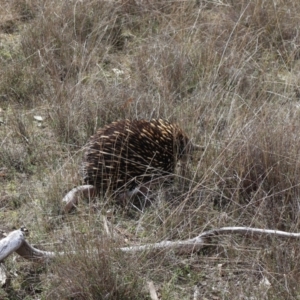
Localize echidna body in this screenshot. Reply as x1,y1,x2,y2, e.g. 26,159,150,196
82,119,192,194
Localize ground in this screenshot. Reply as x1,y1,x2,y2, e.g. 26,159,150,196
1,0,300,299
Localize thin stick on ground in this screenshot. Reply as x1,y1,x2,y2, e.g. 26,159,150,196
147,281,159,300
2,226,300,263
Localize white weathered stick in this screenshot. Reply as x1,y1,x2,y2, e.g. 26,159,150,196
0,230,24,261
15,238,58,262
0,229,60,262
2,226,300,262
202,226,300,238
147,281,159,300
62,185,95,213
0,263,7,287
120,226,300,253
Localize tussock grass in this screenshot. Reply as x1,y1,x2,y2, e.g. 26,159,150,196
1,0,300,298
47,236,147,300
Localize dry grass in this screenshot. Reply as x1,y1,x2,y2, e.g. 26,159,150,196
1,0,300,298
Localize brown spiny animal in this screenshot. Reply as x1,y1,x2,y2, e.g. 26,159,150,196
63,119,198,212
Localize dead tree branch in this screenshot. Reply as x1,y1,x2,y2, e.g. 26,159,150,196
1,226,300,262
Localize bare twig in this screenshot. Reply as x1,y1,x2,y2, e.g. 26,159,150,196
147,281,159,300
0,263,7,287
2,226,300,263
62,185,95,213
0,230,24,262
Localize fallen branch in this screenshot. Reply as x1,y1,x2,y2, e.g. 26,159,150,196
0,229,56,262
0,263,7,287
1,226,300,262
62,185,95,213
147,281,159,300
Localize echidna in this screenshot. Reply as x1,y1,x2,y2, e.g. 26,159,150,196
63,119,199,212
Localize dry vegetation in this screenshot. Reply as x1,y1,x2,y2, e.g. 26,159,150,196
1,0,300,299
